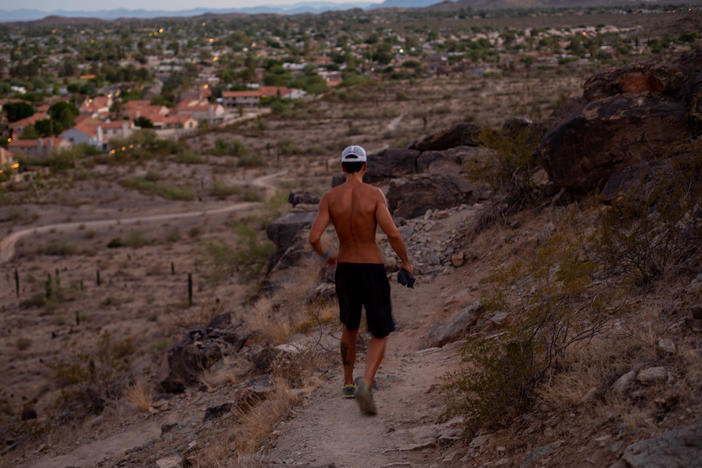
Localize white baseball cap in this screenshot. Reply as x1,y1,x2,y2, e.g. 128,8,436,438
341,145,367,162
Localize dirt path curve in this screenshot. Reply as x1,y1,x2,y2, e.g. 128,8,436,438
386,113,405,132
266,277,461,468
0,170,286,264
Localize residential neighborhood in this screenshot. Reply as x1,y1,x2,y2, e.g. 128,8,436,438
0,3,699,175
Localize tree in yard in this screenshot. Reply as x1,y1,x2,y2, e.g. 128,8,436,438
134,116,154,128
48,102,79,134
3,101,35,122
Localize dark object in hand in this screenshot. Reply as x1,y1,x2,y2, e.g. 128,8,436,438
398,269,415,288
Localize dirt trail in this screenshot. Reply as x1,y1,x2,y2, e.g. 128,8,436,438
0,170,285,264
266,275,462,467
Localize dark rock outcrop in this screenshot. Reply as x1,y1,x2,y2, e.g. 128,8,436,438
619,419,702,468
387,174,474,219
161,328,225,393
288,190,321,207
266,211,317,252
363,148,420,183
538,50,702,192
539,95,689,191
409,122,481,151
422,301,481,348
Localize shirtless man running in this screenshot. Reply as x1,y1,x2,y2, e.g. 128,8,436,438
309,145,413,415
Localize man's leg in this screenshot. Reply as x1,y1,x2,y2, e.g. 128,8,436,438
362,336,387,386
340,325,358,385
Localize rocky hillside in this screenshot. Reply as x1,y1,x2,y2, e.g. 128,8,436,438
3,49,700,468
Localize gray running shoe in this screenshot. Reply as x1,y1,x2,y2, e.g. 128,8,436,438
342,384,356,399
354,376,377,415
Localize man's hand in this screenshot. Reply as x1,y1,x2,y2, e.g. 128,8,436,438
324,254,338,269
400,263,413,275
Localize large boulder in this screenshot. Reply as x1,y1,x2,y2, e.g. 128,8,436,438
266,211,317,251
363,148,420,183
619,419,702,468
160,328,224,393
538,50,702,192
539,95,690,191
409,122,481,151
288,190,320,207
387,174,474,219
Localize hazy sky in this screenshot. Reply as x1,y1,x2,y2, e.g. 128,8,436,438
0,0,381,9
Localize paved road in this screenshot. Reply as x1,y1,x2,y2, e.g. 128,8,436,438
0,171,286,264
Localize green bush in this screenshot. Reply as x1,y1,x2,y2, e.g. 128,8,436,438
467,126,542,212
176,149,203,164
125,230,149,248
446,227,611,436
206,220,275,282
45,240,76,256
595,150,702,284
107,237,125,248
155,182,195,201
238,153,266,167
214,137,248,156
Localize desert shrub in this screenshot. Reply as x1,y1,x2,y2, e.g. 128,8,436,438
156,182,195,201
125,230,149,248
107,237,125,248
124,380,153,411
122,174,195,201
176,148,203,164
445,225,611,436
44,240,76,256
595,152,702,284
467,126,542,212
276,139,304,156
48,331,136,398
214,137,248,156
206,222,275,282
16,337,31,351
238,152,266,167
210,180,236,199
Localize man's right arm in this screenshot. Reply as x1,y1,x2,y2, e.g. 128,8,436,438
375,189,413,274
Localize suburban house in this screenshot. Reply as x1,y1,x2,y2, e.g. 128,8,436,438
9,112,48,137
151,114,198,129
124,100,170,120
59,118,107,149
100,120,136,139
8,137,71,158
175,99,226,125
79,96,112,117
0,147,14,165
221,90,261,108
221,86,302,108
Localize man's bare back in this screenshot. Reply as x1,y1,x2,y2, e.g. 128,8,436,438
310,178,410,268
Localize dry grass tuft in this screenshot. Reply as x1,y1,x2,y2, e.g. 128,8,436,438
537,336,617,409
246,296,292,344
234,377,298,454
124,380,153,411
200,357,243,391
168,300,224,329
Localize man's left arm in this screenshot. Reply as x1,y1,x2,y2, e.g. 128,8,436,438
309,195,335,266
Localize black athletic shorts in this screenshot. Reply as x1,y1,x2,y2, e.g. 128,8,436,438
335,262,395,338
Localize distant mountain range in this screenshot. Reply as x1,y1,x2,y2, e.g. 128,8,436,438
0,0,694,23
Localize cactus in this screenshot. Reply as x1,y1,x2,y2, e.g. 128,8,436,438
80,280,84,291
188,273,193,307
14,268,19,297
55,268,60,289
45,273,52,299
75,310,80,326
96,270,101,286
171,262,175,275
